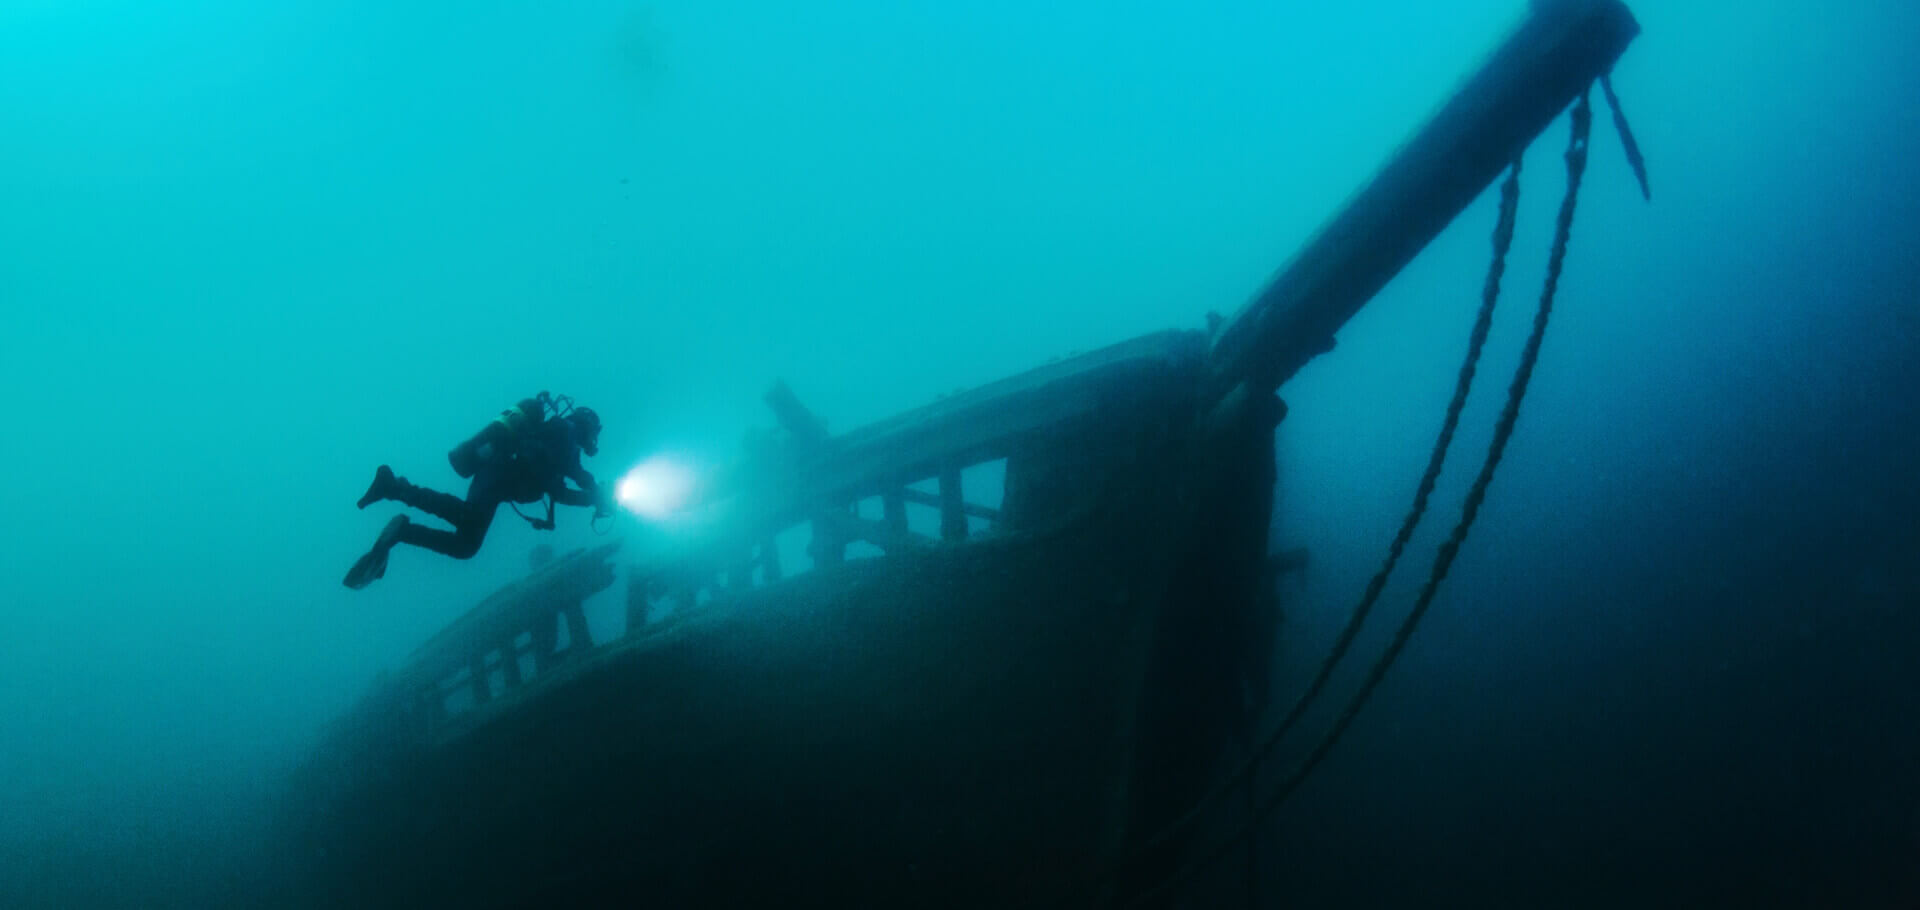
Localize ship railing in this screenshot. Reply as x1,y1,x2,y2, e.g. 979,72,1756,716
365,331,1206,743
393,541,622,736
619,329,1207,631
621,455,1007,631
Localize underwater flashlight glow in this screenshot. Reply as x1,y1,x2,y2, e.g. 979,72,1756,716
616,456,696,520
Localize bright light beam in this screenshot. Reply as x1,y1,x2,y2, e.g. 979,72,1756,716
615,455,697,520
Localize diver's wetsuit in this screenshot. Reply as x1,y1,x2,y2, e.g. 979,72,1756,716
383,419,602,559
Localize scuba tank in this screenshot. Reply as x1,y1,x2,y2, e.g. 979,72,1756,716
448,396,544,478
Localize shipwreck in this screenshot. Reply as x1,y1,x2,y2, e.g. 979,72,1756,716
279,2,1645,906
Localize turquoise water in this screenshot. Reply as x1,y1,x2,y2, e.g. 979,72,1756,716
3,1,1916,906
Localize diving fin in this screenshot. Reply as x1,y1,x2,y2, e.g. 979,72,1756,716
343,515,410,590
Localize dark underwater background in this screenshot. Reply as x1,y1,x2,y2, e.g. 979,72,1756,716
3,1,1916,907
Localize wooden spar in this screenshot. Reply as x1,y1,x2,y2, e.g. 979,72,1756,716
1206,0,1640,398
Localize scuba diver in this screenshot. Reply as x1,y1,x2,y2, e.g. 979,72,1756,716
344,391,610,590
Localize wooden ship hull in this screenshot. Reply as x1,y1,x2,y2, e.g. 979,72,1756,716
279,3,1639,906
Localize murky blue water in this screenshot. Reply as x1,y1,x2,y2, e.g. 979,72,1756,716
4,1,1916,906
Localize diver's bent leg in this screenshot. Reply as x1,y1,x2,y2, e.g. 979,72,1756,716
395,522,470,558
385,474,470,524
395,498,501,559
452,499,500,558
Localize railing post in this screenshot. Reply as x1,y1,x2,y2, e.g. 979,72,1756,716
532,612,559,674
884,491,908,540
728,550,756,592
626,574,653,633
500,641,522,688
810,510,846,567
939,464,968,542
562,601,592,654
469,655,491,705
760,536,782,584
